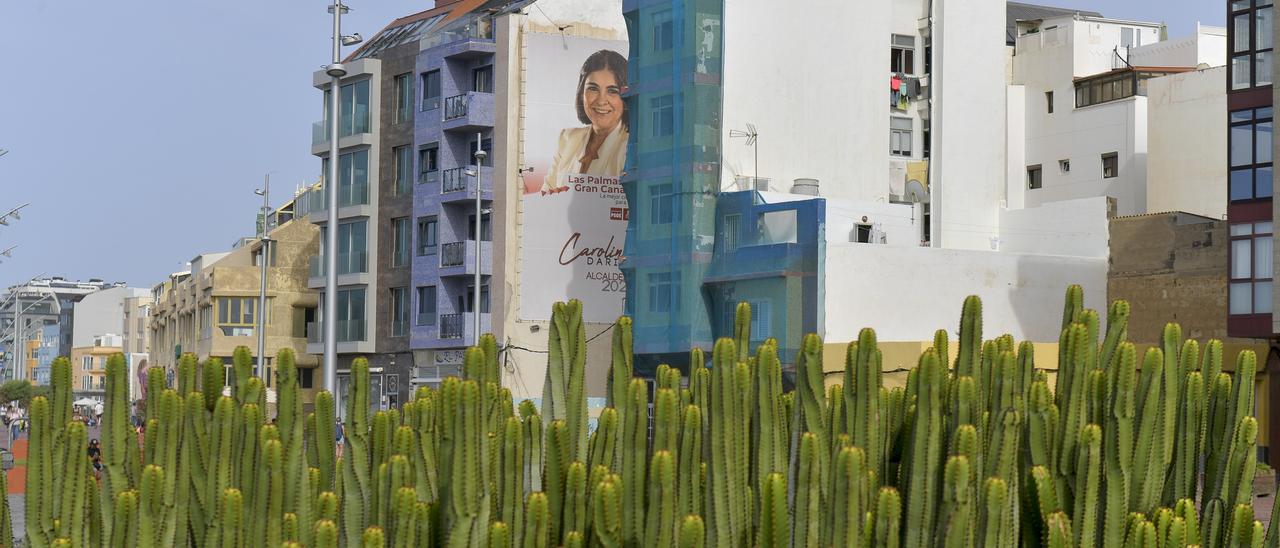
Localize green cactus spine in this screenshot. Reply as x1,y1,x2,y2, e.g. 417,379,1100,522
733,302,751,361
937,455,974,548
1071,424,1102,548
794,432,822,548
343,358,372,548
874,487,902,548
708,339,750,547
955,295,983,379
592,474,623,548
489,521,511,548
608,316,634,409
1131,348,1166,514
653,388,680,456
678,405,703,519
563,461,589,540
753,343,787,500
447,379,491,548
522,491,549,548
758,472,788,548
202,357,223,412
139,465,164,548
178,352,198,396
620,379,648,545
499,416,524,542
644,450,677,547
1167,371,1205,506
544,420,569,540
830,446,867,548
101,354,138,545
978,477,1013,548
543,300,588,464
903,349,944,548
112,490,139,548
679,515,705,548
1103,343,1137,547
314,519,338,548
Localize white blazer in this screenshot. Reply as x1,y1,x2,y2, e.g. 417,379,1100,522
542,125,629,192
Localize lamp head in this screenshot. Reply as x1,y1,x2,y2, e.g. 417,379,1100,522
474,149,488,162
254,189,266,196
341,33,363,46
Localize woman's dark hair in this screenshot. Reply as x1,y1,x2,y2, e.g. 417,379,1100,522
575,49,628,131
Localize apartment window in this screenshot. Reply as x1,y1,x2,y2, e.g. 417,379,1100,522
335,220,368,274
393,145,411,196
216,297,270,337
199,305,212,339
1230,221,1274,315
391,287,409,337
1101,153,1118,179
650,183,676,224
334,288,366,342
855,224,873,243
327,149,369,207
890,117,912,157
421,70,441,111
418,144,439,184
1027,165,1043,189
891,34,915,74
1045,91,1054,114
417,286,436,326
392,217,411,267
82,356,91,371
83,377,91,391
647,271,679,313
417,216,438,255
473,65,494,93
467,212,493,241
722,214,740,252
394,72,413,123
1059,159,1071,173
652,9,674,51
1230,107,1274,201
326,79,370,137
467,137,494,167
463,283,491,314
650,95,675,138
1231,1,1273,89
299,367,314,389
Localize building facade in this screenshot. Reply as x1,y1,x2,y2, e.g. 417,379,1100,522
0,277,122,381
70,334,122,402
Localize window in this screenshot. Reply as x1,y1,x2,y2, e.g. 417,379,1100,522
890,117,912,157
200,305,213,339
1045,91,1054,114
1101,153,1118,179
1059,159,1070,173
216,297,271,337
335,220,368,274
891,34,915,74
393,145,411,196
464,283,491,314
82,356,91,371
392,217,411,267
1027,165,1043,189
473,65,494,93
418,144,439,184
1121,27,1135,49
467,137,494,167
333,288,366,342
1230,3,1273,89
652,9,674,51
299,367,314,389
650,95,674,138
326,79,370,137
417,286,436,326
324,149,369,207
467,212,493,241
647,271,679,313
722,214,740,252
394,72,413,123
421,70,441,111
417,216,438,255
391,287,409,337
1230,221,1274,315
83,376,91,391
1231,107,1274,201
855,224,873,243
650,183,675,224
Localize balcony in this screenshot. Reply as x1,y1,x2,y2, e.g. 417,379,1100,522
309,251,369,278
301,182,371,217
440,166,493,203
422,17,495,56
306,319,368,344
437,240,491,276
441,92,494,133
437,312,491,341
311,105,372,147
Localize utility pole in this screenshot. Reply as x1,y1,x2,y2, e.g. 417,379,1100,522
255,174,271,379
325,0,348,411
473,134,485,347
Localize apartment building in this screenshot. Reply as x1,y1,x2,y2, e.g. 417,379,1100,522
69,334,122,402
0,277,122,381
150,196,321,405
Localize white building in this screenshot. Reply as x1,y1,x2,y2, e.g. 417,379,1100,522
71,286,150,349
1007,14,1226,217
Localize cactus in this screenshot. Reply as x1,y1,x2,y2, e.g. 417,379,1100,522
202,357,223,412
544,300,588,464
620,379,648,545
645,451,677,547
592,474,623,548
937,455,974,548
1072,424,1102,548
758,472,787,548
1131,348,1166,515
733,302,751,362
903,349,944,548
874,487,902,548
679,515,705,548
793,432,822,548
1103,342,1137,547
608,316,633,409
678,405,703,519
753,343,787,501
544,420,569,540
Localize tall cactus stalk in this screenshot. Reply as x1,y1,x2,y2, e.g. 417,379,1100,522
543,300,587,464
903,349,944,548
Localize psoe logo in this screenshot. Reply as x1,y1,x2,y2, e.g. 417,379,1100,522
609,207,629,221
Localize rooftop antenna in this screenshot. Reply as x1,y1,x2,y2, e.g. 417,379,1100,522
729,123,759,189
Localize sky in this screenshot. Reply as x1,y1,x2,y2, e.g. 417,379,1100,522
0,0,1222,291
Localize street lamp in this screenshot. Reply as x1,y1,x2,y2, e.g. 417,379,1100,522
254,174,272,379
0,203,29,227
324,1,362,412
467,134,487,347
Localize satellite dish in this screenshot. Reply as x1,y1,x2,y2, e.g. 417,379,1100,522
904,179,929,203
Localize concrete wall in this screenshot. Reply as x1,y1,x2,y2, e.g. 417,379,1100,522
999,196,1111,258
1146,67,1227,219
72,286,148,348
823,244,1107,346
1129,24,1227,68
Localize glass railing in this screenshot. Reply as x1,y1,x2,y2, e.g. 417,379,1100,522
340,181,369,207
307,321,320,344
442,167,468,193
420,16,494,50
311,104,370,145
444,94,468,120
439,314,464,339
312,121,327,146
441,241,467,267
309,251,368,276
307,320,367,343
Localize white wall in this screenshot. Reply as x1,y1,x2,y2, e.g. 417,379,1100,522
1146,67,1228,219
998,196,1111,258
721,0,891,203
932,0,1007,250
823,245,1107,344
825,198,921,247
1130,24,1227,68
72,287,148,348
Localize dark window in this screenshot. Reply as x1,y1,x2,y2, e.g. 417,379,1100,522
392,217,410,267
467,137,494,167
1045,91,1054,114
394,72,413,123
299,367,315,389
421,70,441,110
647,271,679,313
1230,221,1274,315
417,216,437,255
1059,159,1070,173
1230,1,1273,89
855,224,873,243
891,34,915,74
417,286,436,326
650,95,674,138
463,283,491,313
652,9,674,51
891,117,912,157
1027,165,1043,189
473,65,494,93
393,145,411,196
418,144,439,184
650,183,675,224
467,212,493,241
391,287,409,337
1230,107,1274,201
1101,153,1118,179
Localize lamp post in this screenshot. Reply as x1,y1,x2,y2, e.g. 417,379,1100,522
472,135,486,347
254,174,272,379
323,1,362,411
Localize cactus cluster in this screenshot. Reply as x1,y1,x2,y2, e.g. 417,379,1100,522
6,288,1276,547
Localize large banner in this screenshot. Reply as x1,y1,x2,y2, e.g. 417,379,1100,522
520,33,629,322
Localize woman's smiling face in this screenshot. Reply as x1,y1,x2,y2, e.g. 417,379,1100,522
582,69,623,133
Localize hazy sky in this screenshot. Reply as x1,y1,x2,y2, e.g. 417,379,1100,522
0,0,1222,290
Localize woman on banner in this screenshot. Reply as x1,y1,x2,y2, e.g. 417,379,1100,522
542,49,629,193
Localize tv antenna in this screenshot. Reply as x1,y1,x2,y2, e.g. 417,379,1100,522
729,123,759,188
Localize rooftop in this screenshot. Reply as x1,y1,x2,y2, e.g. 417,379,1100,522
1007,1,1103,45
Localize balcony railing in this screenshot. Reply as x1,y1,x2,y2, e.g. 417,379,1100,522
441,242,467,267
306,320,367,343
443,167,469,193
309,251,369,277
439,314,464,339
444,94,468,121
300,182,370,212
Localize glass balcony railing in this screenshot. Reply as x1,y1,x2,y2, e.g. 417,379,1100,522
306,320,367,343
420,17,494,50
444,94,469,121
304,182,369,213
441,242,467,267
309,251,368,277
312,122,327,146
442,167,469,193
312,105,371,145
